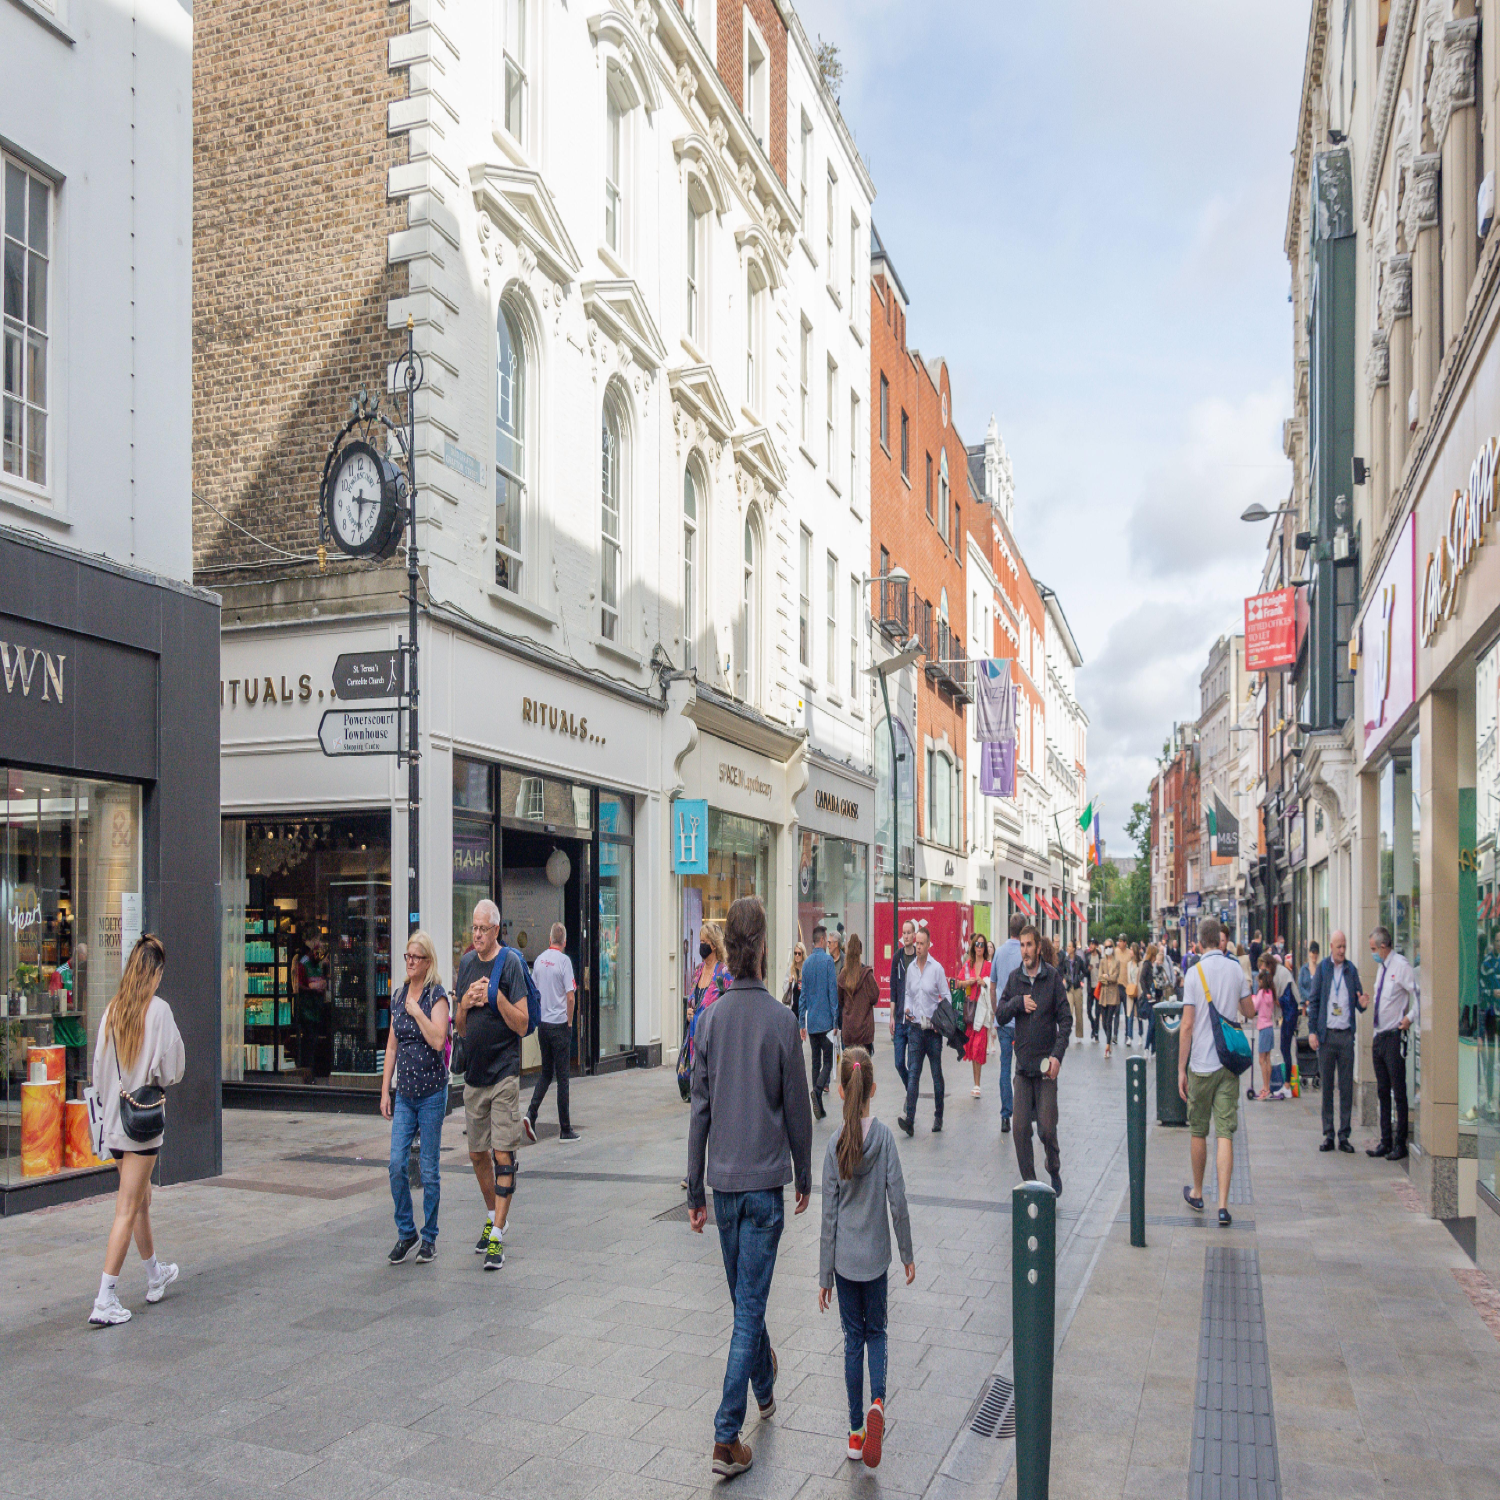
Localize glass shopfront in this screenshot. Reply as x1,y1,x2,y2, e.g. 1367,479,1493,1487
1377,738,1422,1132
796,832,869,951
679,809,775,987
453,758,635,1073
2,770,141,1185
221,814,392,1088
1474,640,1500,1193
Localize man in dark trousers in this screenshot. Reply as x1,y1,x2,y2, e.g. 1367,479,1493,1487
687,897,813,1482
1306,930,1367,1153
997,923,1072,1196
888,920,917,1089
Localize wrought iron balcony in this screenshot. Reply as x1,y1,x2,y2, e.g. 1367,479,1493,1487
874,575,909,640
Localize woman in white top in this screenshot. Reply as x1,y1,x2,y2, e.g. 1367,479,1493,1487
88,934,186,1327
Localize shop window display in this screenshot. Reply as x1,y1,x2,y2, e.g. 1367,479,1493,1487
2,770,141,1184
1377,742,1421,1131
223,815,391,1088
1474,642,1500,1192
680,810,774,986
797,831,869,950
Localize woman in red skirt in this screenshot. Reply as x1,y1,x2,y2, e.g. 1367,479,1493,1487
962,935,993,1097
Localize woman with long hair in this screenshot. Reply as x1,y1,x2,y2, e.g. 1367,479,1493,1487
1124,942,1142,1047
88,934,185,1327
839,934,880,1052
380,929,450,1263
689,922,730,1025
783,941,807,1010
962,935,992,1097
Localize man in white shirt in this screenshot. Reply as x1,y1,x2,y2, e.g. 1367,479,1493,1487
897,927,948,1137
1367,925,1418,1161
1177,916,1255,1227
524,922,579,1143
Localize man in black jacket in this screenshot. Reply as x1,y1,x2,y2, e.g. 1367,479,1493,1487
997,924,1072,1196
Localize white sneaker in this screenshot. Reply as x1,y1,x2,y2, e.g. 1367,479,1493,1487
89,1292,132,1327
146,1262,179,1304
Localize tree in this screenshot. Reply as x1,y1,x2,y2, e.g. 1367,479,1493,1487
1089,853,1151,946
1125,799,1150,865
816,37,844,99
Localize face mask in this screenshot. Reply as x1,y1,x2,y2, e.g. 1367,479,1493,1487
699,941,712,960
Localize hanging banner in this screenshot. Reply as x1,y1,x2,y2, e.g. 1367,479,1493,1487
672,799,709,875
1209,794,1239,865
1245,588,1299,671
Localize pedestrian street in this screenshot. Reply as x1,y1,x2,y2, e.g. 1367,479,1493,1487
6,1029,1495,1500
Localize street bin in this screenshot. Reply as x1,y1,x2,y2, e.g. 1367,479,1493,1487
1153,1002,1187,1126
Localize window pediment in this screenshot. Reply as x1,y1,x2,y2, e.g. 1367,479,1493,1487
582,278,668,371
674,132,732,215
471,162,583,287
735,222,784,290
732,426,787,496
670,363,736,443
588,7,662,114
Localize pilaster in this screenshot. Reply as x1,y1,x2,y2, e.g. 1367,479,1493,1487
1408,155,1442,428
1383,255,1413,479
1439,19,1480,355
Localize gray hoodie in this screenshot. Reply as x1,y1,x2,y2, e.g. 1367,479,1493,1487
818,1117,915,1288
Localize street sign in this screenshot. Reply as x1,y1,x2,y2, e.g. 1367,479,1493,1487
332,650,405,700
318,708,400,756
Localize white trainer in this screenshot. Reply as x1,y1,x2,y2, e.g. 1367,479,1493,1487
146,1262,179,1304
89,1292,132,1327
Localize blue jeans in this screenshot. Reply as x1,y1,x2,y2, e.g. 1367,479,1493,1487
893,1019,910,1090
713,1188,784,1444
1125,1005,1137,1041
389,1088,445,1243
903,1025,944,1125
835,1271,888,1432
997,1024,1015,1119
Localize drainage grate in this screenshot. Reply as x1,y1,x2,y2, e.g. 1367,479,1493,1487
653,1201,694,1222
968,1374,1016,1439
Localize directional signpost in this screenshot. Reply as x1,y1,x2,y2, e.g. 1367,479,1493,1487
332,651,405,701
318,708,400,756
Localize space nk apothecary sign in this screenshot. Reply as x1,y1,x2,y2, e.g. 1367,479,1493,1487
1420,434,1500,645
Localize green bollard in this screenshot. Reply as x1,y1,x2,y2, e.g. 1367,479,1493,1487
1012,1180,1055,1499
1127,1055,1147,1248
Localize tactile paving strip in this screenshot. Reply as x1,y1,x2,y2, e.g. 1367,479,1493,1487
1190,1246,1280,1499
1207,1112,1254,1205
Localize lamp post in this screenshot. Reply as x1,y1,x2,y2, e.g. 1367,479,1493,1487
868,638,923,978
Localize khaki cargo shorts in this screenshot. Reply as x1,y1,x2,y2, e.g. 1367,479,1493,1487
1187,1067,1239,1140
464,1075,522,1154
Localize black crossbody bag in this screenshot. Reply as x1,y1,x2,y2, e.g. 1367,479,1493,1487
116,1052,167,1142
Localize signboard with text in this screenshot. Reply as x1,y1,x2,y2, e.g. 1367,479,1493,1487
1359,513,1416,760
318,708,400,756
332,651,405,700
1244,588,1299,671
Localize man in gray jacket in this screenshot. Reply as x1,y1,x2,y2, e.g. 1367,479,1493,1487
688,896,813,1481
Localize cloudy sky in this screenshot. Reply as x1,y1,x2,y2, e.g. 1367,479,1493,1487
794,0,1308,853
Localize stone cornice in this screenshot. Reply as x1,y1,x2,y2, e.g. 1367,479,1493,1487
1361,0,1420,225
1287,0,1330,259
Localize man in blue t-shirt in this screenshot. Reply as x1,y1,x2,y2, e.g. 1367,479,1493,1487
798,925,839,1119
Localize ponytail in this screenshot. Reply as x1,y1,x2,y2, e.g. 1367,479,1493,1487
836,1046,874,1181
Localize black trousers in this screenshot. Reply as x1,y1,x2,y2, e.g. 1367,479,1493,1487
1099,1003,1119,1045
528,1021,572,1131
1088,990,1099,1039
1013,1071,1060,1183
1372,1029,1408,1151
1320,1028,1356,1142
809,1031,835,1096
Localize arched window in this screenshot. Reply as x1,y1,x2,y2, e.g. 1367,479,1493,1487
938,450,951,543
495,302,527,592
605,88,625,254
737,512,760,701
600,386,627,641
745,264,765,412
686,189,708,344
927,749,953,848
683,466,699,671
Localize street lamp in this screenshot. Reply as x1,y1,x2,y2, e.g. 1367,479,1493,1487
868,638,922,977
1239,502,1297,523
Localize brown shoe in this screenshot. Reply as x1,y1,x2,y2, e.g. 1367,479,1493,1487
712,1440,752,1478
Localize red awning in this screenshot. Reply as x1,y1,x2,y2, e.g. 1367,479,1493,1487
1009,887,1034,917
1070,899,1086,922
1037,895,1058,920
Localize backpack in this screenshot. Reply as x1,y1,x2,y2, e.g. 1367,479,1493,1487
489,946,541,1037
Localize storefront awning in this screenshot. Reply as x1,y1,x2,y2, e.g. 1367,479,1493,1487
1070,899,1086,922
1009,886,1034,917
1037,895,1058,920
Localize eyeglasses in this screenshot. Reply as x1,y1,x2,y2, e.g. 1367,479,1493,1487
472,923,497,934
404,952,425,963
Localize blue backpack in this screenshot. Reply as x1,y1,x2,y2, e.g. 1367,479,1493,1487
488,946,541,1037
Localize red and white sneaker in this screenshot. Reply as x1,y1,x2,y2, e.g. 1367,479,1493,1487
846,1428,865,1462
863,1398,884,1468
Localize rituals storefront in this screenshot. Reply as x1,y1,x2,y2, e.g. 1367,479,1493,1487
219,616,662,1105
1,529,220,1213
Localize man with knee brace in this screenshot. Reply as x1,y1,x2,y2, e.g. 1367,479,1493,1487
455,899,531,1270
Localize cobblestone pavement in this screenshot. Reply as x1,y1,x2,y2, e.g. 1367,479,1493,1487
13,1037,1495,1500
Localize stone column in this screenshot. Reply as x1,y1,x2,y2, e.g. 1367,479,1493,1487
1384,255,1413,480
1439,19,1480,351
1417,688,1459,1217
1409,154,1443,428
1367,330,1390,523
1358,767,1381,1127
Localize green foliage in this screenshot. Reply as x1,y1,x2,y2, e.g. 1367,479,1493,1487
1125,800,1150,864
1089,855,1151,946
816,37,844,98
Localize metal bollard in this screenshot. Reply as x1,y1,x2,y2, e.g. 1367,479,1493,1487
1127,1055,1146,1248
1012,1180,1055,1500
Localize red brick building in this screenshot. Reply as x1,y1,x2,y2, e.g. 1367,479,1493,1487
869,227,972,905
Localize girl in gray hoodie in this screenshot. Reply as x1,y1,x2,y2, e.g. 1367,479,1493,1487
818,1047,916,1469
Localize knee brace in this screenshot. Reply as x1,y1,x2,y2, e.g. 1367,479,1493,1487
493,1152,516,1199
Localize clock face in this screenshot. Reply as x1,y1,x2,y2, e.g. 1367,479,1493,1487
332,448,385,549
